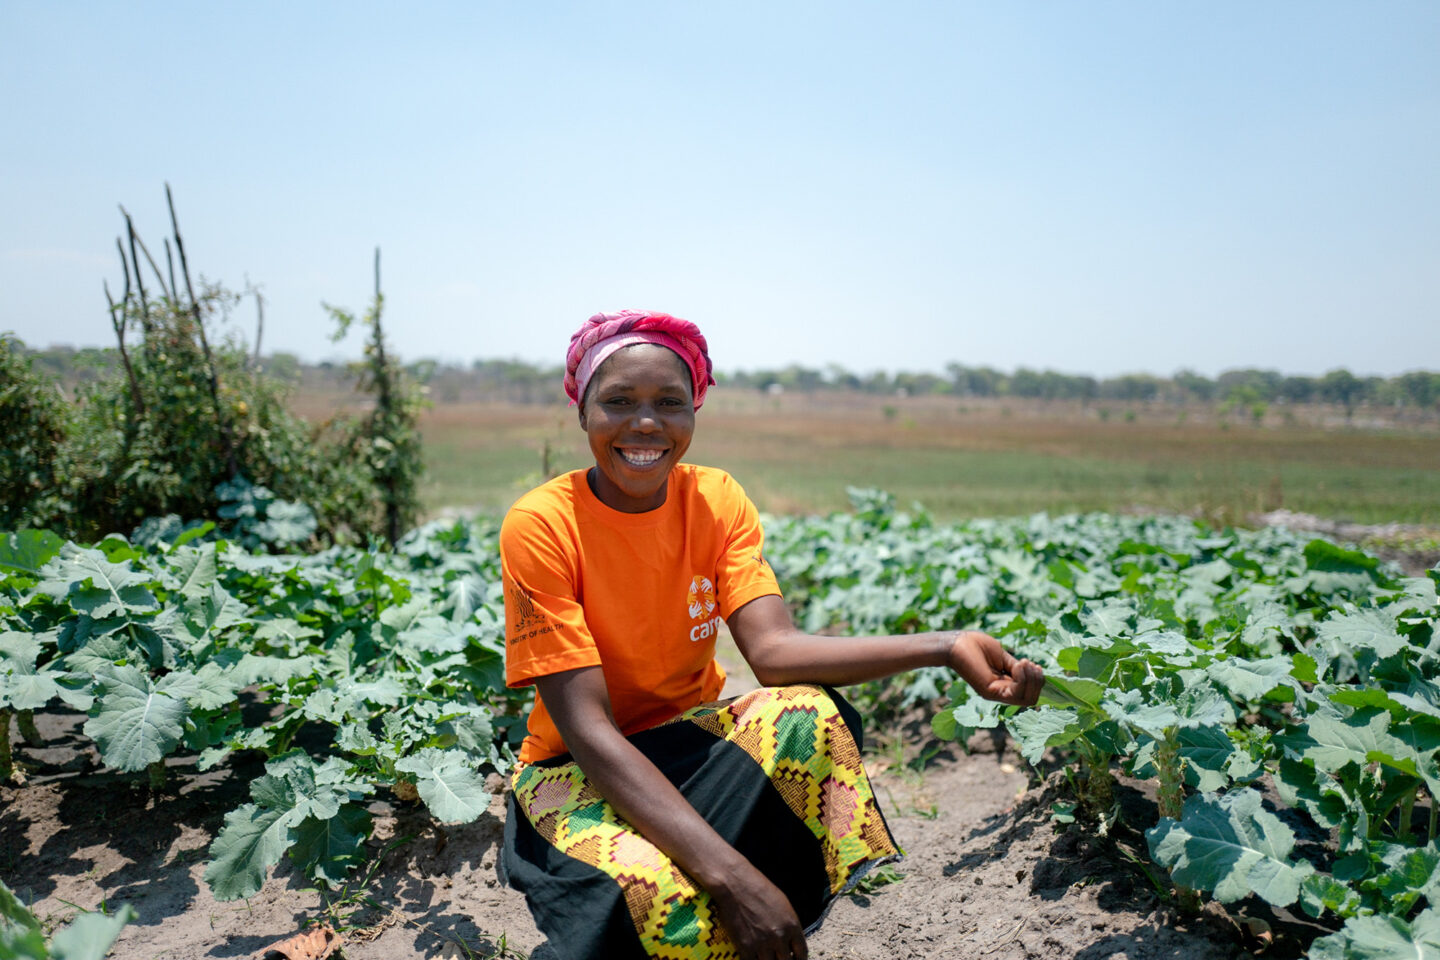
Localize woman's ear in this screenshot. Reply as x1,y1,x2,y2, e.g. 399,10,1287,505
577,405,588,431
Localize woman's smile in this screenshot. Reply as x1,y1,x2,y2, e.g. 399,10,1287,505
617,447,668,468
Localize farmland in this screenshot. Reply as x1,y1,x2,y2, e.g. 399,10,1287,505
3,387,1440,959
400,390,1440,528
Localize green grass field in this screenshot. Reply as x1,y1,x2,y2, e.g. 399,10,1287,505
407,390,1440,528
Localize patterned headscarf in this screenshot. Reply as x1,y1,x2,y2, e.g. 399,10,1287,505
564,310,716,410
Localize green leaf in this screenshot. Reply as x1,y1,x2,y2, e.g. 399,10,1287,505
168,543,218,601
188,661,241,711
49,905,137,960
1133,630,1192,656
1291,652,1319,685
41,547,159,619
1103,688,1180,739
252,618,323,648
1007,707,1087,765
1305,540,1380,576
1205,656,1296,702
0,632,65,712
184,584,248,639
1311,906,1440,960
1037,676,1106,713
1177,724,1248,792
0,530,64,576
0,878,42,932
1290,708,1418,777
1319,609,1407,660
288,804,371,889
0,926,48,959
444,574,487,624
60,634,130,674
1079,600,1134,638
82,664,191,772
1300,871,1362,920
1373,844,1440,911
253,500,316,547
1146,788,1312,907
204,752,372,901
393,748,490,823
232,654,321,686
204,801,299,901
0,665,66,712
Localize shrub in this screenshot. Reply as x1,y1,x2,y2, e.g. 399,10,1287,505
6,189,409,546
0,333,69,530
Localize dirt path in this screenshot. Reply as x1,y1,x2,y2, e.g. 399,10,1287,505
1,700,1261,960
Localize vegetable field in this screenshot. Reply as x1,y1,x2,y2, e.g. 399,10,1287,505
3,493,1439,959
767,492,1440,959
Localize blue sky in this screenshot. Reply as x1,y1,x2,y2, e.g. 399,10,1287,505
2,2,1436,378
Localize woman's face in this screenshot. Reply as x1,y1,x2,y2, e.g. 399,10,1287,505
579,343,695,513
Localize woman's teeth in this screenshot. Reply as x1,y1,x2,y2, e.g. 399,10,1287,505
620,449,664,466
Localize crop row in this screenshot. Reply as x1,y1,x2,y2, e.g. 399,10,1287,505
5,492,1439,959
764,490,1440,960
0,518,522,903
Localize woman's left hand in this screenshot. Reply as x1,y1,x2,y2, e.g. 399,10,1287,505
948,631,1044,706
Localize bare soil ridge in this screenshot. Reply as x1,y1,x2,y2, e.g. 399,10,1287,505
3,706,1277,960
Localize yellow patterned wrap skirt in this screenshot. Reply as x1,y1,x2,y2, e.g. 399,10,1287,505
501,684,900,960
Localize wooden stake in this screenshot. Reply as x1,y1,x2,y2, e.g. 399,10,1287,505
166,183,238,478
104,279,145,415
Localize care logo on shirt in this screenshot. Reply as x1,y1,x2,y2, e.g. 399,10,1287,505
687,575,716,620
687,574,722,642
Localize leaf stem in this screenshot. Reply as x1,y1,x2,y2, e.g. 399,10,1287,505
0,709,12,782
1155,730,1184,822
1399,785,1418,843
1078,740,1115,819
16,710,42,747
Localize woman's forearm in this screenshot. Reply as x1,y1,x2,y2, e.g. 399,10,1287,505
729,596,1043,705
741,629,956,687
569,721,755,891
729,594,964,687
535,669,773,899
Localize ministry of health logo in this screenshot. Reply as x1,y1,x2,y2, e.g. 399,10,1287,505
687,575,716,620
509,583,544,633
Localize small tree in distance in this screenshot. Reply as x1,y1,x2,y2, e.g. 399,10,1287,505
324,248,426,547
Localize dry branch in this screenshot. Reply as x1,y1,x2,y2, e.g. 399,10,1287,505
123,211,151,334
104,278,144,415
166,182,238,478
119,204,174,302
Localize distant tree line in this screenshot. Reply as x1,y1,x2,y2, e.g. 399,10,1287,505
720,364,1440,413
21,346,1440,416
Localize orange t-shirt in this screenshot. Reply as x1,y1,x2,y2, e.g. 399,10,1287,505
500,464,782,763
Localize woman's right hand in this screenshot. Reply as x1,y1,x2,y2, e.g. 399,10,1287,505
948,630,1044,706
708,863,808,960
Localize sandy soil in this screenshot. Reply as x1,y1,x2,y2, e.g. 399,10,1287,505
1,695,1315,960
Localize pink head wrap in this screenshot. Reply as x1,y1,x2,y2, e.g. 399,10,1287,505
564,310,716,410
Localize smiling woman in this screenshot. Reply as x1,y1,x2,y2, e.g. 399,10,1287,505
495,309,1043,960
